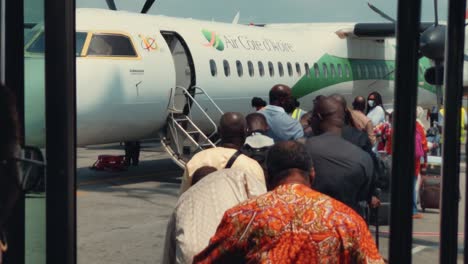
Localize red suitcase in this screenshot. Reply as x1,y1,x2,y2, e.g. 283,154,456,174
91,155,127,171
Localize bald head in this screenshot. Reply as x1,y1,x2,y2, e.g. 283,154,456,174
246,113,268,134
219,112,246,149
352,96,366,112
310,96,345,135
269,84,292,107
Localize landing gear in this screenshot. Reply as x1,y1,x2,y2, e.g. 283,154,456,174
124,141,141,166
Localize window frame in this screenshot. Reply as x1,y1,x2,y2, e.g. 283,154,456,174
278,62,284,77
268,61,275,77
258,61,265,77
223,60,231,77
304,63,309,77
296,63,302,76
83,31,141,59
247,61,254,77
313,63,320,78
209,59,217,77
236,60,244,77
322,63,328,79
287,62,293,77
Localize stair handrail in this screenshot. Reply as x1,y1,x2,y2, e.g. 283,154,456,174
175,85,221,139
191,86,225,116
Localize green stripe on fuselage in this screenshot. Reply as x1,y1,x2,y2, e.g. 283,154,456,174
291,53,435,98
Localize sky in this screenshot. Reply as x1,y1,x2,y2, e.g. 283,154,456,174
26,0,449,24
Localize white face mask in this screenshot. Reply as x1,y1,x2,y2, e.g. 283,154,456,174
368,100,375,108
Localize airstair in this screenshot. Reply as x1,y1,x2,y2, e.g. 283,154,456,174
160,86,224,168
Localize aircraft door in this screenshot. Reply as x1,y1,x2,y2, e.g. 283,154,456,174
161,31,196,113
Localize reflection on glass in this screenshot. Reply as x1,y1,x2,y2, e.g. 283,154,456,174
24,0,46,263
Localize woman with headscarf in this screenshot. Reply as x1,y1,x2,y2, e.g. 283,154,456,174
366,91,386,127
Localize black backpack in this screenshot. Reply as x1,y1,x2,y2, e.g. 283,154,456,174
241,144,270,166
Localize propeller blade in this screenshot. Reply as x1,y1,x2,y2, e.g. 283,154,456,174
141,0,156,14
367,2,396,23
105,0,117,10
434,0,439,26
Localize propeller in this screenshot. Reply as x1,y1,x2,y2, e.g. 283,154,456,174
104,0,156,14
368,1,446,105
105,0,117,10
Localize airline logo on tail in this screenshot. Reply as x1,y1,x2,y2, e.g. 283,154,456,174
202,29,224,51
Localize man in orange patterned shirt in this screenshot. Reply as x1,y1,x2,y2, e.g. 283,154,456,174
194,141,384,264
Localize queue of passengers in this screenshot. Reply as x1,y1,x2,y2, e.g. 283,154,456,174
162,83,412,263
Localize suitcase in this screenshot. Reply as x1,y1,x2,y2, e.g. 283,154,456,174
91,155,127,171
419,175,441,211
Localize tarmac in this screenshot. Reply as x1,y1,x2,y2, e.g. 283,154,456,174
24,141,467,263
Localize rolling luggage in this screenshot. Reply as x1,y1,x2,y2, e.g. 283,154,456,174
91,155,127,171
419,175,441,211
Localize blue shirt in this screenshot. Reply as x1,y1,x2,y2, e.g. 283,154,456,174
258,105,304,142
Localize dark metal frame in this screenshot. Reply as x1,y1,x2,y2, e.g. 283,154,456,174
2,0,25,263
44,0,77,263
440,0,466,262
389,0,422,262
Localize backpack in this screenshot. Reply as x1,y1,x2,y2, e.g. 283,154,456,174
415,129,424,159
241,145,270,166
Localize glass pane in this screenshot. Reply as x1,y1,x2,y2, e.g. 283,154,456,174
268,61,274,76
258,61,264,77
236,60,243,77
223,60,230,76
87,34,137,57
287,62,293,76
209,59,217,77
248,61,254,77
278,62,284,77
24,0,46,263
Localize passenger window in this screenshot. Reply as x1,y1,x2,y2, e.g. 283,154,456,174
268,61,275,76
337,64,343,78
248,61,254,77
258,61,265,77
223,60,230,77
330,64,336,78
314,63,320,78
322,63,328,79
356,65,362,78
302,63,307,77
87,33,137,57
236,60,243,77
363,65,369,78
293,63,300,76
209,60,217,77
278,62,284,77
345,65,351,78
287,62,293,77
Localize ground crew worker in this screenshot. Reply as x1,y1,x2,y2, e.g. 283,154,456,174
290,98,305,121
438,106,467,144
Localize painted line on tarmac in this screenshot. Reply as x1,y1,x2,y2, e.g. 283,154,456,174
412,245,428,254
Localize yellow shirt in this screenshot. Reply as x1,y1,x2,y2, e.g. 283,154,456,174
179,147,265,194
439,108,467,144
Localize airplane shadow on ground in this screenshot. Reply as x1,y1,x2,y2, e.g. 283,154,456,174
77,158,183,199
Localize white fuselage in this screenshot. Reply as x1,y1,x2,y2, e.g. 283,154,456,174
23,9,464,147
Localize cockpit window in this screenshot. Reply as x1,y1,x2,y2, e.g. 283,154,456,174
26,31,88,57
87,34,137,57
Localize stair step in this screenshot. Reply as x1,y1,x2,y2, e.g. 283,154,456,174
174,118,188,122
187,131,200,134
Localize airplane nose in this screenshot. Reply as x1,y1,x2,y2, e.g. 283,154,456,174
24,57,46,147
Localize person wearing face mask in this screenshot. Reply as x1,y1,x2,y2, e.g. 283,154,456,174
366,92,386,127
258,84,304,142
0,84,22,263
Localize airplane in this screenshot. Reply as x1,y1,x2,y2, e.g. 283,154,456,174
23,4,468,167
